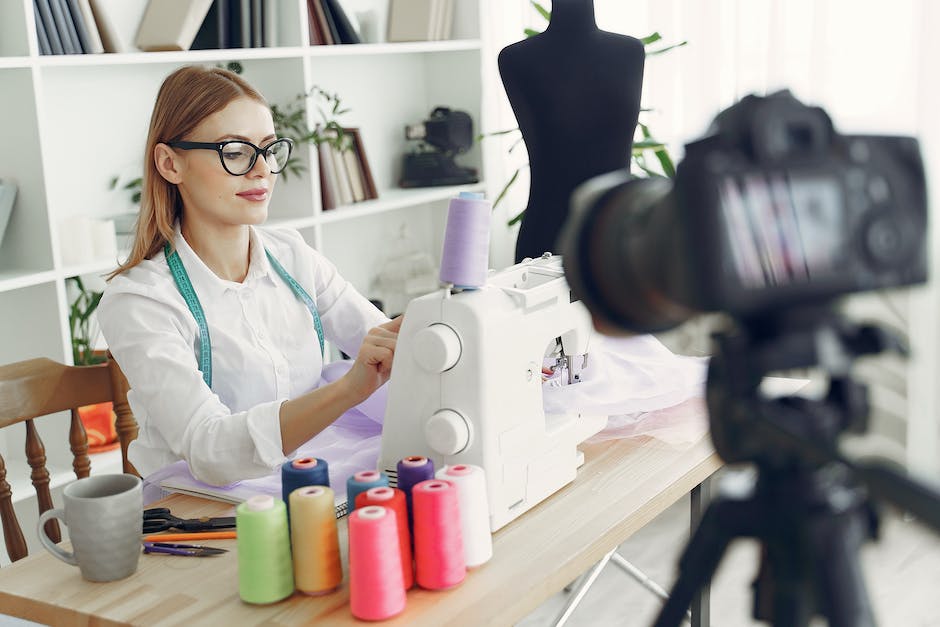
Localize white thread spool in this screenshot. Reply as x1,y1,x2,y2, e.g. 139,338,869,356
435,464,492,567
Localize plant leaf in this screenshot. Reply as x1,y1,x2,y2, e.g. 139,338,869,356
507,209,526,227
493,167,521,209
531,1,550,22
524,28,541,38
640,32,662,45
646,41,688,56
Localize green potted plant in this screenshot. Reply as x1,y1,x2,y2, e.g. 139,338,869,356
67,276,119,453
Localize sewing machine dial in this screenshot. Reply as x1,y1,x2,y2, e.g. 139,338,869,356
412,323,462,373
425,409,472,455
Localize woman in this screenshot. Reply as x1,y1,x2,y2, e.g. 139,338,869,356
98,65,399,486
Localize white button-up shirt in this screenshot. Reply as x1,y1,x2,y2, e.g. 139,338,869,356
97,224,388,485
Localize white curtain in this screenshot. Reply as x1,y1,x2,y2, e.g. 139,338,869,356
483,0,940,480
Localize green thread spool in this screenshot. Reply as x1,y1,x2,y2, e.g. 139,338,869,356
237,494,295,604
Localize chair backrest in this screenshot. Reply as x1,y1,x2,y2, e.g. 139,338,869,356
0,355,138,562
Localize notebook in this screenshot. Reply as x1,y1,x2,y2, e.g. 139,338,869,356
160,473,349,518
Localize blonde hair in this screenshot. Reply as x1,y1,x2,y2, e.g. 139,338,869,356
108,65,267,280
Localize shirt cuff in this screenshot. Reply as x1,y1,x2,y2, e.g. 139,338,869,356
245,398,289,470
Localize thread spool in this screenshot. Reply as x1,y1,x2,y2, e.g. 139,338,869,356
348,506,406,621
439,192,492,288
236,494,294,604
289,486,343,595
412,479,466,590
436,464,493,567
355,486,413,589
397,456,435,528
346,470,389,513
282,458,330,523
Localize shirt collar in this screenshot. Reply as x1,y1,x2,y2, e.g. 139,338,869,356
171,223,277,298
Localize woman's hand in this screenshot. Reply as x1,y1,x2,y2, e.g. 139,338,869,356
341,316,404,403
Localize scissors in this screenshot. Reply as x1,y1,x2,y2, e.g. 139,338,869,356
143,507,237,534
143,542,228,557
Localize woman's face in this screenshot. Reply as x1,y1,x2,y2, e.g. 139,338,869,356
174,97,279,231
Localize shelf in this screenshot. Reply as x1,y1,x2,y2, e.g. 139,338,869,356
317,183,486,224
24,40,482,69
307,40,482,57
0,269,56,293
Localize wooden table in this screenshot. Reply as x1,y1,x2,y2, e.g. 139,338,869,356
0,434,720,626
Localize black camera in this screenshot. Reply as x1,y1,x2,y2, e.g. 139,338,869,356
400,107,479,188
561,90,928,335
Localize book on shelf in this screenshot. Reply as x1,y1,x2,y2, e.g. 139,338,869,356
262,0,277,46
318,0,341,45
34,2,55,55
386,0,453,42
323,0,360,44
135,0,214,52
330,144,355,206
89,0,149,53
347,128,378,200
72,0,105,53
49,0,81,53
307,0,332,45
317,141,339,210
342,147,365,202
190,0,223,49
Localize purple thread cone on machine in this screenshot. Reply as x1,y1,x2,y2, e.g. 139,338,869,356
439,192,491,288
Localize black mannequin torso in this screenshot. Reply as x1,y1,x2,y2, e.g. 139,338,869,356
498,0,645,262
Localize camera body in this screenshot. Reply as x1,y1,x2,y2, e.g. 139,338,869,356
562,91,928,334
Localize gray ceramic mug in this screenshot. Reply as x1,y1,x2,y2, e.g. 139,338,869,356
37,473,142,582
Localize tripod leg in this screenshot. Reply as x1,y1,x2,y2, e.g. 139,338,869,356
690,480,712,627
652,497,747,627
811,505,877,627
552,548,616,627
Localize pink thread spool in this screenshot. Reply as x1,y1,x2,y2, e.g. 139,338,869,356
356,486,414,589
348,505,406,620
412,479,466,590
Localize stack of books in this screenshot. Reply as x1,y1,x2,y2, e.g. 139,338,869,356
34,0,106,55
318,129,378,211
190,0,281,50
386,0,455,43
34,0,281,54
306,0,360,46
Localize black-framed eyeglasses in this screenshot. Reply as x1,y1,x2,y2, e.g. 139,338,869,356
167,138,294,176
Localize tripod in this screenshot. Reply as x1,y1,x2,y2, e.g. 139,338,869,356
653,306,940,627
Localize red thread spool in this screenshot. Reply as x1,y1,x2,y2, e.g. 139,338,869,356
356,486,413,589
348,505,406,620
412,479,466,590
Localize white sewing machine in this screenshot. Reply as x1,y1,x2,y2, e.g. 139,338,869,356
378,254,607,531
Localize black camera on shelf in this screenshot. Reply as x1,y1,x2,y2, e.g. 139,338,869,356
400,107,479,188
561,90,928,335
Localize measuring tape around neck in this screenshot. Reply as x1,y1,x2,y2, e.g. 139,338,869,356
164,243,324,389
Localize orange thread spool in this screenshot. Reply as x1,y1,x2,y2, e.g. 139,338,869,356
348,505,406,620
289,486,342,595
412,479,466,590
355,486,413,589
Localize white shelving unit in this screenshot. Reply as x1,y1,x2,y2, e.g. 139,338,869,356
0,0,497,529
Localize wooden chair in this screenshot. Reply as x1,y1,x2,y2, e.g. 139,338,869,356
0,355,138,562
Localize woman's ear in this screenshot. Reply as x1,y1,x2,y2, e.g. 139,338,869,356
154,143,184,184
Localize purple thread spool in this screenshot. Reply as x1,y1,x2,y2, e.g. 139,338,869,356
439,192,491,288
397,456,436,531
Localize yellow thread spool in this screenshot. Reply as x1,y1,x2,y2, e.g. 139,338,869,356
289,485,343,595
